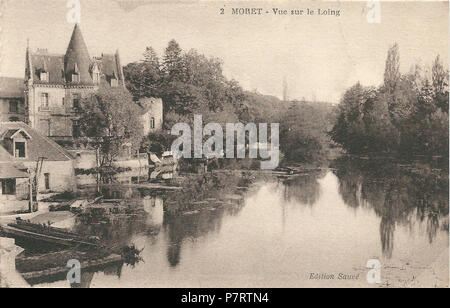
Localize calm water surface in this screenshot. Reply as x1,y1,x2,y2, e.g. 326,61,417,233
32,159,449,288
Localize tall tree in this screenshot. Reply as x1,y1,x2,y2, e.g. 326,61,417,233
78,85,144,166
384,43,400,94
331,83,369,154
143,46,160,66
431,55,449,113
432,55,448,95
163,39,185,81
123,46,161,100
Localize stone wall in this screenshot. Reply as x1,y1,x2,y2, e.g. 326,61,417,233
22,160,76,193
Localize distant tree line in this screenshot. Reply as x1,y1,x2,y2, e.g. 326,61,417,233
331,44,449,158
124,40,337,166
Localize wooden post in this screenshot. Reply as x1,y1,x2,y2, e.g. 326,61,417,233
28,169,33,213
33,157,46,211
96,147,100,193
34,166,39,208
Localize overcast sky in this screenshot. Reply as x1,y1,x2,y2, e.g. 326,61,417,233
1,0,448,103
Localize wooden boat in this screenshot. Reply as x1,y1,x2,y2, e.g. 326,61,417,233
16,250,122,284
0,220,101,249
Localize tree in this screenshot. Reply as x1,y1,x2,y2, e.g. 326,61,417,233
281,101,334,164
432,55,448,95
384,43,400,94
123,46,161,100
331,83,368,154
332,44,448,158
78,84,144,166
162,39,185,82
431,55,449,113
143,46,160,65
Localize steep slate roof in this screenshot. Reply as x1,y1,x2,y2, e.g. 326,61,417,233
64,23,93,85
2,129,32,140
0,147,28,178
0,163,29,179
0,146,12,161
95,54,118,81
0,77,25,98
0,122,73,162
31,53,66,85
27,24,124,87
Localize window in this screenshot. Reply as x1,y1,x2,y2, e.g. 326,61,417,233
72,120,80,138
9,117,20,122
1,179,16,195
44,173,50,190
151,117,156,129
92,64,100,84
9,100,18,113
40,93,49,109
111,78,118,87
73,93,80,110
14,141,26,158
40,72,48,82
93,72,100,84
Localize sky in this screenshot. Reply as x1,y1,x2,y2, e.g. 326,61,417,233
0,0,448,103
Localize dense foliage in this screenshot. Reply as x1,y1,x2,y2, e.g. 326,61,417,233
78,84,144,166
331,44,449,157
124,40,336,165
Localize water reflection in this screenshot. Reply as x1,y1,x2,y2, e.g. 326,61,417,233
331,158,449,258
280,170,327,206
163,202,244,267
21,160,449,287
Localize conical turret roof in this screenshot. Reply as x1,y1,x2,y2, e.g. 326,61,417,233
64,24,93,85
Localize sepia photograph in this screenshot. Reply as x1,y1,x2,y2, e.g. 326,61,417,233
0,0,448,293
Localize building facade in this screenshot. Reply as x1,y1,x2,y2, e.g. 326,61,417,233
24,24,126,142
0,122,76,213
1,24,163,158
140,97,164,135
0,77,26,123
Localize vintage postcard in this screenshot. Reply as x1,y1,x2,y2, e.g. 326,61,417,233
0,0,448,293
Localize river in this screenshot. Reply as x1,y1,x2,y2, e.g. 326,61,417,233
26,159,449,288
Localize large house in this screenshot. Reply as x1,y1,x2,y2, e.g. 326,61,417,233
24,24,126,142
0,122,75,213
0,77,26,123
22,23,163,144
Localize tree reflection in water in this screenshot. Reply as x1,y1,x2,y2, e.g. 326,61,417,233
280,170,327,206
331,157,449,258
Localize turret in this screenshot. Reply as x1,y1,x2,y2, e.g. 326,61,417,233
64,24,92,85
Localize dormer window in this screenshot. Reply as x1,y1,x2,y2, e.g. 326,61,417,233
14,141,26,158
40,72,48,82
72,73,79,83
1,129,31,159
40,59,49,81
92,64,100,84
72,63,80,83
93,72,100,84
